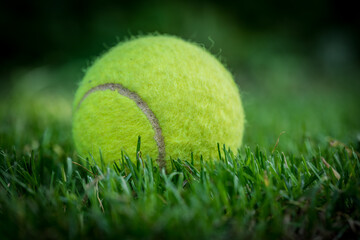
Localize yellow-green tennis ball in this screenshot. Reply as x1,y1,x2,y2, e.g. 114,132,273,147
72,35,245,168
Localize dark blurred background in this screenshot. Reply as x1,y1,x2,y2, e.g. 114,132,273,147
0,0,359,152
1,0,359,79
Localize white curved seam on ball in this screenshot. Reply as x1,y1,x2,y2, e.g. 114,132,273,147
76,83,166,169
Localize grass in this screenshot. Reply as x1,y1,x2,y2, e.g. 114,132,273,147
0,54,359,239
0,136,359,239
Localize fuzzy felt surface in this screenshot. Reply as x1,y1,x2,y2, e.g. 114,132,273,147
73,90,158,162
73,35,245,166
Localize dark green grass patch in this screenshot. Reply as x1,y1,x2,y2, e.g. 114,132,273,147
0,55,359,239
0,137,359,239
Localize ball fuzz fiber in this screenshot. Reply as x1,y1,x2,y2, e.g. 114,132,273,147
73,35,245,168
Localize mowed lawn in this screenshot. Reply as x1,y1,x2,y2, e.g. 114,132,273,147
0,53,359,239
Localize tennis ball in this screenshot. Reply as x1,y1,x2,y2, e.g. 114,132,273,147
73,35,245,168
